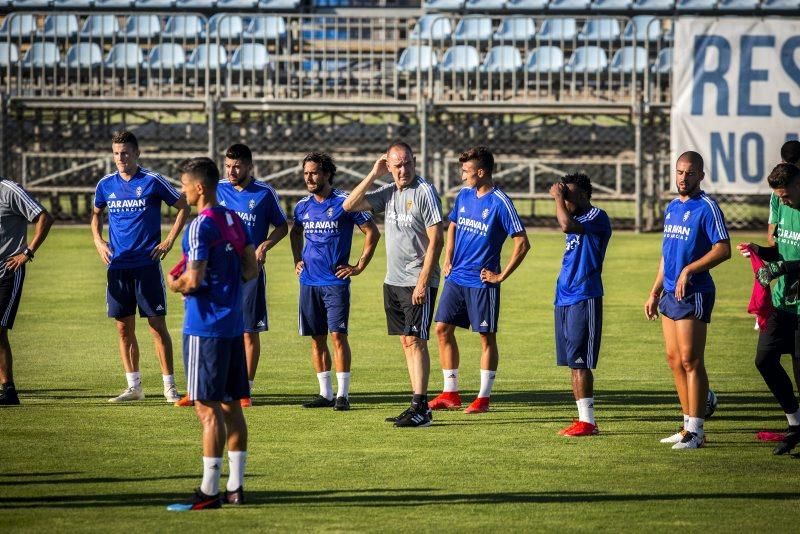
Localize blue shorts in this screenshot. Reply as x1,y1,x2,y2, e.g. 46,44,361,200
299,284,350,337
107,263,167,319
242,267,268,333
555,297,602,369
658,291,715,323
434,281,500,333
183,333,249,402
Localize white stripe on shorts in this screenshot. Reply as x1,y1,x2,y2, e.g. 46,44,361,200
1,268,23,327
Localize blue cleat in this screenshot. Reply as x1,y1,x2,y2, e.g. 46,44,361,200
166,488,222,511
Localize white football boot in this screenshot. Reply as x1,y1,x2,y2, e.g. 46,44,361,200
660,429,685,444
108,386,145,403
671,431,705,449
164,385,181,403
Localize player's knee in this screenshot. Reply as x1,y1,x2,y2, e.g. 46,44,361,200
680,354,702,372
115,319,135,338
664,350,681,369
330,332,348,348
401,335,424,351
435,323,452,340
755,351,776,373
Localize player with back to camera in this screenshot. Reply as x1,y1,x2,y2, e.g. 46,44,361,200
166,157,258,511
644,151,731,450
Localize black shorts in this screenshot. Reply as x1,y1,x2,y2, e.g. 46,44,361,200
757,309,800,360
0,267,25,330
383,284,437,340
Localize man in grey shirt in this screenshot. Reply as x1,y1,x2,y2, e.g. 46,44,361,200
344,141,443,427
0,178,54,405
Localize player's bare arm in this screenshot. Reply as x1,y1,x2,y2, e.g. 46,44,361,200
90,206,113,265
550,183,584,234
289,221,305,276
674,240,731,301
151,196,190,260
240,244,259,282
343,154,388,213
336,220,380,279
167,260,207,294
442,221,456,277
767,223,776,247
645,257,665,320
413,222,444,305
256,222,289,264
4,209,54,273
480,231,531,284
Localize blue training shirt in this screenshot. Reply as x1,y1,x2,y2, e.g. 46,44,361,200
181,207,253,338
447,186,525,289
293,189,372,287
555,207,612,306
661,191,729,294
217,178,287,248
94,167,181,270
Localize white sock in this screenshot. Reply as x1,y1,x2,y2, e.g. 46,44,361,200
226,450,247,492
686,416,705,436
443,369,459,393
201,456,222,496
126,371,141,389
477,369,496,398
577,397,595,425
786,409,800,426
683,413,690,428
248,380,254,395
317,371,333,400
162,374,175,389
336,372,350,399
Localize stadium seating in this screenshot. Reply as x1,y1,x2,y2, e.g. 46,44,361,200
0,14,37,39
564,45,608,73
577,18,621,42
144,43,186,69
122,15,161,40
79,15,120,39
217,0,258,7
717,0,759,9
204,14,244,40
243,16,287,41
186,44,228,69
524,45,563,73
439,45,480,73
493,17,536,43
9,0,51,7
675,0,717,10
423,0,465,9
396,45,438,72
651,46,671,73
454,17,494,43
175,0,217,8
21,42,60,69
591,0,633,9
549,0,591,10
257,0,300,7
762,0,800,10
506,0,548,8
480,45,522,72
622,15,661,42
632,0,675,10
63,42,103,68
52,0,93,7
104,42,145,69
537,18,577,42
229,43,271,71
409,14,453,42
135,0,175,7
609,45,647,73
40,15,80,40
0,42,19,68
465,0,506,10
161,15,205,40
94,0,134,7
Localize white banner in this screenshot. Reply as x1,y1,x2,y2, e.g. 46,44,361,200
671,17,800,194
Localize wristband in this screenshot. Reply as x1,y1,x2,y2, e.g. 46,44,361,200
23,247,34,261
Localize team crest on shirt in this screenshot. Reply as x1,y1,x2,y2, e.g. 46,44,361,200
327,207,334,218
481,208,489,220
220,200,226,206
406,200,413,211
135,186,142,198
248,199,255,210
683,210,691,222
459,206,465,213
665,212,671,220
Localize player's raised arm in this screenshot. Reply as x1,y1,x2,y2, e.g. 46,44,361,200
343,154,388,213
480,231,530,285
645,256,664,321
550,182,584,234
90,206,113,265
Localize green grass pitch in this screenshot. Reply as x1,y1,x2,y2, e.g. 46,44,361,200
1,226,797,532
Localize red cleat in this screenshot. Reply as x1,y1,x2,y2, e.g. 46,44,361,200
429,391,463,410
560,420,599,437
464,397,490,414
174,394,194,407
240,397,252,408
756,431,787,442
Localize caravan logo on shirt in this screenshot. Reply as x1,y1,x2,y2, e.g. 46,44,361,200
107,197,147,212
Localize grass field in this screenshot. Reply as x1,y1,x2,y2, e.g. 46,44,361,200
1,226,797,532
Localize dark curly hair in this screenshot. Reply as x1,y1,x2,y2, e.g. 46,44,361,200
560,172,593,200
302,152,337,185
768,163,800,189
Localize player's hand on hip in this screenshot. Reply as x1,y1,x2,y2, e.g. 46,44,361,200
255,242,268,265
335,264,361,279
412,282,427,305
644,294,659,321
737,242,756,258
150,239,173,260
295,260,304,277
4,254,28,272
480,268,503,284
442,262,452,277
675,268,692,301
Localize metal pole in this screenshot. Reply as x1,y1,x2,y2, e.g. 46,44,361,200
634,98,643,233
207,95,217,160
419,102,428,180
0,94,5,177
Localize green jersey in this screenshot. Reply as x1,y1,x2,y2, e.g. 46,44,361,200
769,193,800,312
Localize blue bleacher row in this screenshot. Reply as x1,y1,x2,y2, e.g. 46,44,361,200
426,0,799,12
0,0,299,9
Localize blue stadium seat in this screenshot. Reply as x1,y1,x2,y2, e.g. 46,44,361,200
95,0,134,6
675,0,717,10
79,15,121,39
632,0,675,10
564,46,608,73
21,42,60,69
537,18,577,42
9,0,51,7
454,17,494,43
578,18,621,42
40,15,80,40
548,0,591,10
423,0,465,10
525,46,563,73
0,43,19,68
591,0,633,9
52,0,93,7
480,45,522,72
493,17,536,42
144,43,186,69
244,16,287,41
609,45,647,73
122,15,161,40
409,15,453,42
396,45,439,72
506,0,547,7
104,43,144,69
217,0,257,7
651,46,671,74
717,0,759,9
229,44,272,71
0,14,37,39
257,0,301,8
204,14,244,40
162,16,205,40
175,0,216,7
762,0,799,10
301,19,349,41
64,43,103,68
439,45,480,73
465,0,506,10
186,44,227,69
135,0,175,6
622,15,661,43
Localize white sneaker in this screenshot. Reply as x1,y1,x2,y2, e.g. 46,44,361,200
671,431,705,449
108,386,145,403
164,385,181,403
660,428,685,444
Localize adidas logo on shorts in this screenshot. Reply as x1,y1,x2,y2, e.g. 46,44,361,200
575,357,584,364
339,322,346,328
480,320,488,327
256,321,265,328
156,304,164,311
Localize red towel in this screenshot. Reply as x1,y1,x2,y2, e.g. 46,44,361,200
745,245,774,332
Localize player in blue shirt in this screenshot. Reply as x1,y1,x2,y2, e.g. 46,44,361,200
644,151,731,450
290,153,380,411
550,174,612,437
214,144,288,408
166,157,258,511
430,147,530,414
91,131,190,404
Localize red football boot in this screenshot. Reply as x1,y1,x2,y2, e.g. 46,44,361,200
464,397,490,414
174,394,194,407
429,391,463,410
561,420,599,437
240,397,252,408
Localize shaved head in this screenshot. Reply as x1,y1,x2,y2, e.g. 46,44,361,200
678,151,704,172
